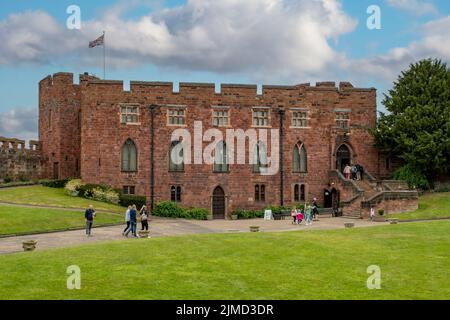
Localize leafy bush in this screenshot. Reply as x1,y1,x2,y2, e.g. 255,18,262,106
232,209,264,219
91,187,120,205
77,183,110,198
119,194,147,209
18,175,28,182
3,177,12,184
153,201,187,218
41,179,71,188
394,165,431,190
153,202,209,220
65,179,85,197
186,208,209,220
434,183,450,193
378,209,385,216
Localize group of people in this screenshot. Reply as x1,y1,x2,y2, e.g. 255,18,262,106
84,204,149,237
290,198,319,226
122,205,149,238
343,163,364,181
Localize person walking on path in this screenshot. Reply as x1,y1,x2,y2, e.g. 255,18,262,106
125,205,137,238
85,205,96,237
312,198,319,221
140,205,149,231
122,206,131,236
291,207,298,225
304,203,313,226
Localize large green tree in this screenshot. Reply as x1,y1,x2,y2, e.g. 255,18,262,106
373,59,450,187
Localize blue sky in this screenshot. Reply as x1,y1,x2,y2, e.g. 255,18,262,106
0,0,449,141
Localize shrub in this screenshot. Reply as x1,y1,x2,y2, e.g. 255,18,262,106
3,176,12,184
153,201,186,218
378,209,385,216
18,175,28,182
186,208,209,220
91,187,120,205
434,183,450,193
41,179,70,188
119,194,147,209
232,209,264,219
77,183,110,198
394,165,431,190
65,179,85,197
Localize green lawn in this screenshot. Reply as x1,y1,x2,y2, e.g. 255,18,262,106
0,221,449,300
0,186,124,212
0,205,122,236
388,192,450,220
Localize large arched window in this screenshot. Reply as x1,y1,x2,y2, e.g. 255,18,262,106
214,141,229,173
253,141,268,173
293,142,307,173
169,140,184,172
122,139,137,172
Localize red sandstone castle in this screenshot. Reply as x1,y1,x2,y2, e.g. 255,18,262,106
38,72,418,219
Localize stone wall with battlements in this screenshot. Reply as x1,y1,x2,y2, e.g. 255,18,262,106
0,137,44,181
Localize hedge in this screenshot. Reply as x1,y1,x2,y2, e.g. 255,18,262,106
41,179,71,188
153,201,209,220
119,194,147,209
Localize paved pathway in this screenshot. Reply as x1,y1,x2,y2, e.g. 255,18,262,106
0,217,387,255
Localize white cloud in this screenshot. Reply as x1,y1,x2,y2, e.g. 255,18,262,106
345,16,450,82
0,0,357,80
385,0,437,16
0,107,38,142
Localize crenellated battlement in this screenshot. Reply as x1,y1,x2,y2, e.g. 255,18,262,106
0,137,41,153
39,72,375,98
0,137,43,181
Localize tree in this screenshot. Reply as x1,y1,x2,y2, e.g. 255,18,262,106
373,59,450,187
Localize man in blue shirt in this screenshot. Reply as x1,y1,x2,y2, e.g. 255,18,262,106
85,205,96,236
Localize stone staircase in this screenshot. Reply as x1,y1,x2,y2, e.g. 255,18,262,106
328,170,418,219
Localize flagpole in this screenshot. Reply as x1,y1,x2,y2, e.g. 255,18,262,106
103,31,106,80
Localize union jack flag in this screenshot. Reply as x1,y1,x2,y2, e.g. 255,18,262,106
89,34,104,48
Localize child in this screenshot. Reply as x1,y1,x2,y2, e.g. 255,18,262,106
291,207,297,225
296,211,304,225
140,205,149,231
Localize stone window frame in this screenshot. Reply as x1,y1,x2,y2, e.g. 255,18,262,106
170,185,182,202
293,183,307,202
123,186,136,195
290,108,310,129
252,141,268,174
119,104,141,125
254,184,266,202
121,138,138,173
167,105,187,127
252,107,271,128
213,140,230,173
293,142,308,173
335,108,351,130
169,140,185,172
211,106,231,127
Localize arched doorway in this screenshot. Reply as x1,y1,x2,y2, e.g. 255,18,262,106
212,186,226,219
336,144,351,174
